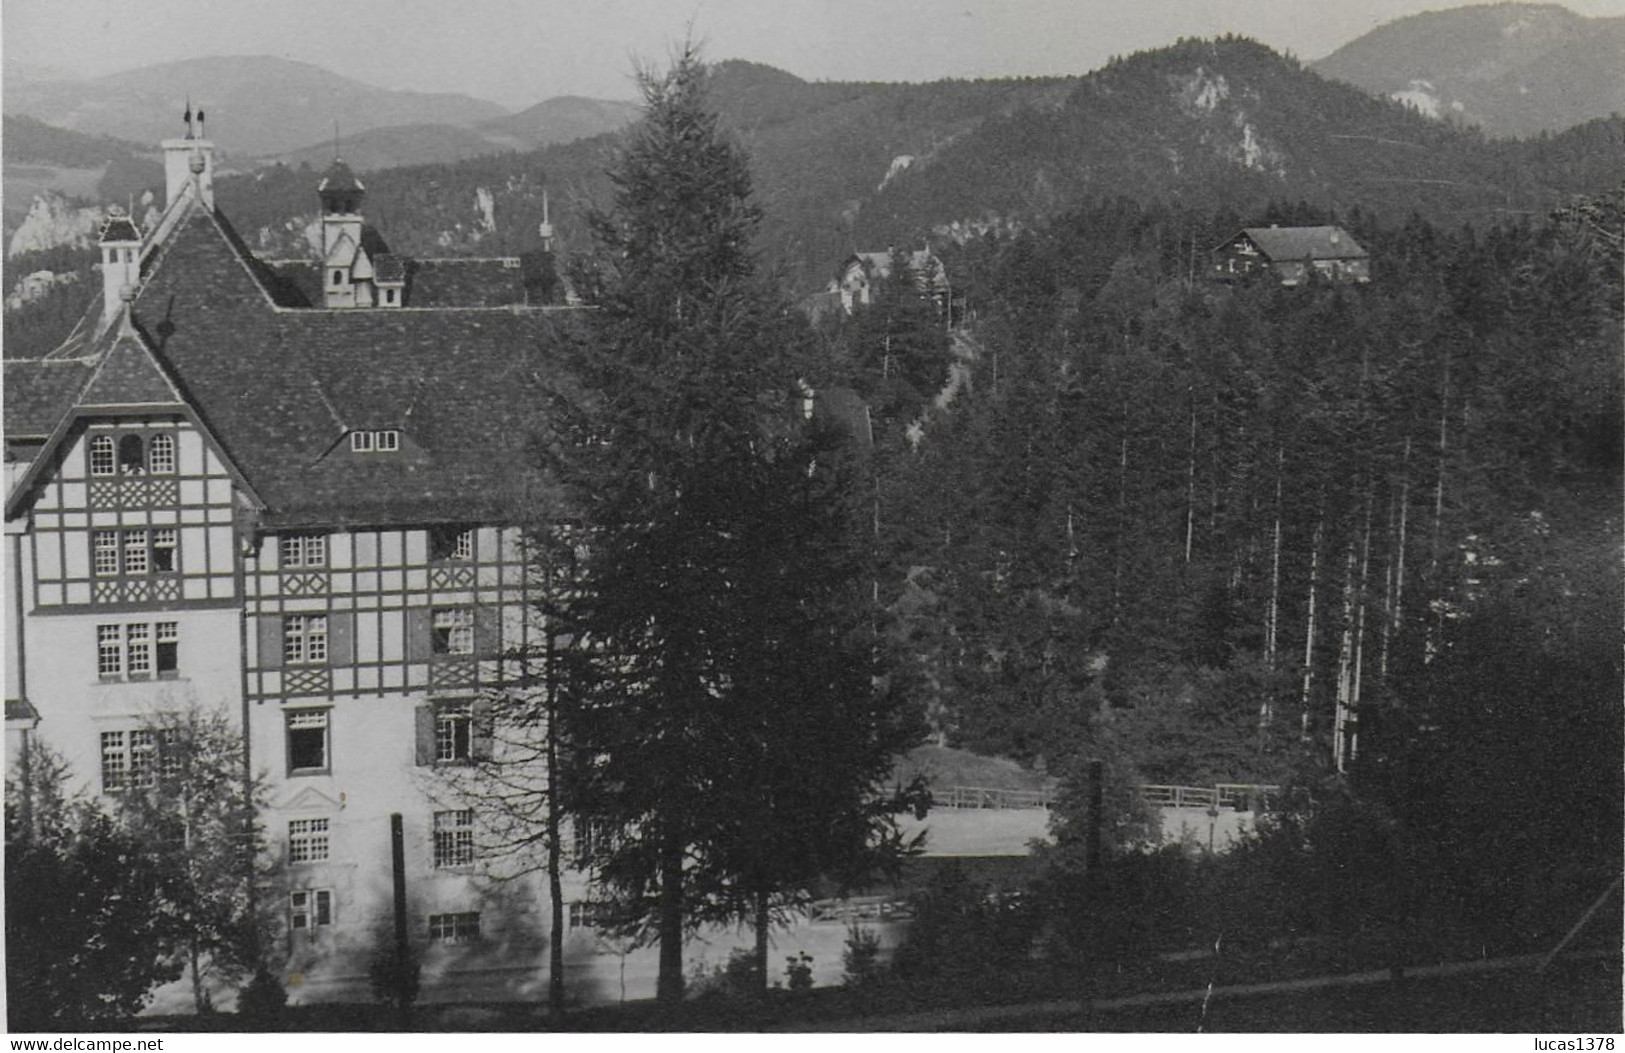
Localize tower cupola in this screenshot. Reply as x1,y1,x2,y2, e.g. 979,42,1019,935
318,158,373,307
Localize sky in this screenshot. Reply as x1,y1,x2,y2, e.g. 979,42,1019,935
6,0,1625,109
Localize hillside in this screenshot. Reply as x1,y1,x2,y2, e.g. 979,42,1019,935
11,40,1623,314
3,55,508,157
1313,3,1625,137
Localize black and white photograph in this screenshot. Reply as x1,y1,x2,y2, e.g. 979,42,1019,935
2,0,1621,1036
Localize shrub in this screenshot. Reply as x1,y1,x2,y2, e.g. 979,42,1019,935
236,967,287,1027
841,923,883,988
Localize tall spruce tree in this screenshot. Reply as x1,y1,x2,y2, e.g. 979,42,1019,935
550,47,922,1001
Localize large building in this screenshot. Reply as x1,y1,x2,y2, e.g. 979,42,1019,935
1,118,646,1008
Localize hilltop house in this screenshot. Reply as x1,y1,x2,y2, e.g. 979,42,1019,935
1211,225,1371,285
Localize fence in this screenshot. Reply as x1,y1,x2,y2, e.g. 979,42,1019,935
925,782,1280,813
931,785,1055,811
1139,783,1279,812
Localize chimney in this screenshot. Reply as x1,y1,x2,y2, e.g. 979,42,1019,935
98,207,143,332
162,102,214,209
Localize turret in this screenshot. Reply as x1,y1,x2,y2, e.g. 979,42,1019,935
97,207,143,332
318,159,371,308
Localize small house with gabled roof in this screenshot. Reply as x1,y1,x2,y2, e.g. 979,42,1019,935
1211,225,1371,285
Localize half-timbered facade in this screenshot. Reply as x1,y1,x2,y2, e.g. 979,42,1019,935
1,118,595,1007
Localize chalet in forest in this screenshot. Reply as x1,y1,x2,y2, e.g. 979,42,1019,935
835,248,953,314
1211,225,1371,285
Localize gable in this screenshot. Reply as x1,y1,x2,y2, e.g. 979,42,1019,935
76,326,185,408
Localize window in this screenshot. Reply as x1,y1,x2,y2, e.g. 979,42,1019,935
147,434,176,474
568,902,611,930
92,529,179,578
98,625,122,677
89,435,116,476
429,525,474,562
100,731,129,792
574,817,614,865
286,710,329,774
152,529,177,573
432,608,474,656
290,889,333,930
123,531,149,575
384,288,397,305
93,532,119,576
288,818,329,864
349,430,400,453
99,727,178,793
433,809,475,868
118,435,146,475
96,621,179,680
154,622,178,675
89,430,175,476
280,534,327,568
283,614,329,664
428,912,481,942
435,703,472,763
331,269,344,287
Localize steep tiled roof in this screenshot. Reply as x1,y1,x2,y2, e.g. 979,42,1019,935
258,256,527,308
404,259,529,308
8,188,572,529
77,316,186,408
1237,226,1368,262
3,359,96,438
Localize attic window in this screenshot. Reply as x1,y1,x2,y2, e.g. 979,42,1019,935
383,288,398,306
331,269,345,287
350,430,401,453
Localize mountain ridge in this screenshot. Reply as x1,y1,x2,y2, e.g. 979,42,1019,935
1312,3,1625,137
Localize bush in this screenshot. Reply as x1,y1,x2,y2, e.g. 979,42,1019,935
784,952,814,994
687,947,760,1002
841,924,883,988
236,967,287,1027
367,943,421,1014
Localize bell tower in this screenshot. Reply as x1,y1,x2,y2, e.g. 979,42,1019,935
318,158,371,307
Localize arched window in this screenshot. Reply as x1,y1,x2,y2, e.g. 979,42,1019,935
148,433,176,474
118,435,146,475
89,435,116,476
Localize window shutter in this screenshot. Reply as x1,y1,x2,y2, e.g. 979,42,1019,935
328,612,355,666
471,698,494,761
473,606,500,658
257,615,283,669
404,607,432,662
414,704,434,766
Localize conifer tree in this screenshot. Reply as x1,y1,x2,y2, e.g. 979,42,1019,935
549,46,922,1002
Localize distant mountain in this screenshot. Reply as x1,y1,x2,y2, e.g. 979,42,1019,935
275,124,516,171
3,55,509,157
1312,3,1625,137
3,115,147,167
268,95,640,171
480,96,641,150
